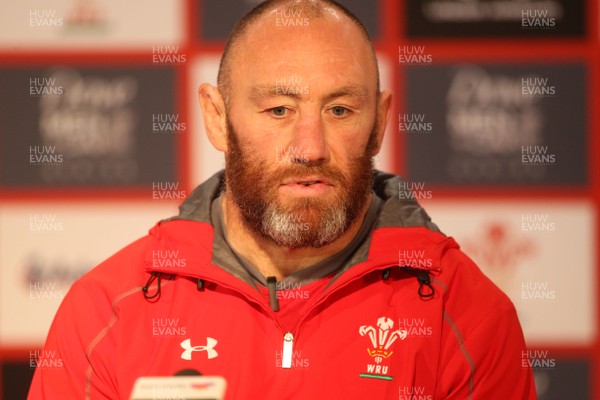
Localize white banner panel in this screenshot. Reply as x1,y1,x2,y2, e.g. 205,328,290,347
0,201,178,345
422,199,596,346
0,0,184,50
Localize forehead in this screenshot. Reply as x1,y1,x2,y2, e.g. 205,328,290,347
229,9,378,94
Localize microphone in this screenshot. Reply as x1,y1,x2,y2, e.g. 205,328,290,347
129,369,226,400
174,369,202,376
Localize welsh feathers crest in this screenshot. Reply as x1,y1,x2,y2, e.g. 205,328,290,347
359,317,407,363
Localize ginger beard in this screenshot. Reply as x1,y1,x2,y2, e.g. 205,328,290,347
224,118,378,249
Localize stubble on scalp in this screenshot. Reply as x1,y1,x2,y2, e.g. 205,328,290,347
216,0,380,107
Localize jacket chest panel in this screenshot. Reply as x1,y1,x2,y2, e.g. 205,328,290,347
115,276,443,399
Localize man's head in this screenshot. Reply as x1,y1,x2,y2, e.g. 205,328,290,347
199,0,392,248
217,0,380,106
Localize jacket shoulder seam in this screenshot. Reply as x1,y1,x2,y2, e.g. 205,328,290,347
442,298,514,399
83,285,144,400
443,310,475,399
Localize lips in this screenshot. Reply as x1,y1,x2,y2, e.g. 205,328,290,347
297,180,322,187
281,177,333,187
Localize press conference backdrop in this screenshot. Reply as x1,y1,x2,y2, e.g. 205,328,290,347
0,0,597,398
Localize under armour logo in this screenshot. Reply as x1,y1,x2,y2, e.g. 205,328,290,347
180,338,219,360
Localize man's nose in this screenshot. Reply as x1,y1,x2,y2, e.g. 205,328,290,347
289,109,329,164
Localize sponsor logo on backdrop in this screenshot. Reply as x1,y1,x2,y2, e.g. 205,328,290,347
446,66,540,150
462,222,536,287
64,0,108,32
446,66,551,182
420,0,563,23
25,254,89,300
37,68,139,183
1,67,178,187
26,256,88,283
406,0,584,38
406,63,585,185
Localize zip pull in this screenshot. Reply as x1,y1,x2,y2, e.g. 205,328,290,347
282,332,294,369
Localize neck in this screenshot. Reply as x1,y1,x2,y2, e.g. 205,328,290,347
221,193,372,281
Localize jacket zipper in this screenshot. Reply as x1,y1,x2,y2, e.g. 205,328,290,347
190,262,406,369
190,275,299,370
281,262,403,369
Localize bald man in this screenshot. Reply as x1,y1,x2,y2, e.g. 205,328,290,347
29,1,536,399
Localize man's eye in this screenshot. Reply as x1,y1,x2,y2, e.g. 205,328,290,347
330,106,349,117
269,106,287,117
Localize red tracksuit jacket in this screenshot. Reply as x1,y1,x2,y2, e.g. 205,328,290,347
28,171,536,399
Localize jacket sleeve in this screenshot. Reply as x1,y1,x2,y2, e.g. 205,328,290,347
436,248,536,399
27,280,120,400
440,300,536,399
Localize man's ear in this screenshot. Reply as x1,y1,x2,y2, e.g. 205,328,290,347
373,90,392,155
198,83,228,152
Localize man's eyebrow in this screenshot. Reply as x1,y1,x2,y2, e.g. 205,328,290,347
322,85,370,103
248,84,370,103
249,85,303,101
